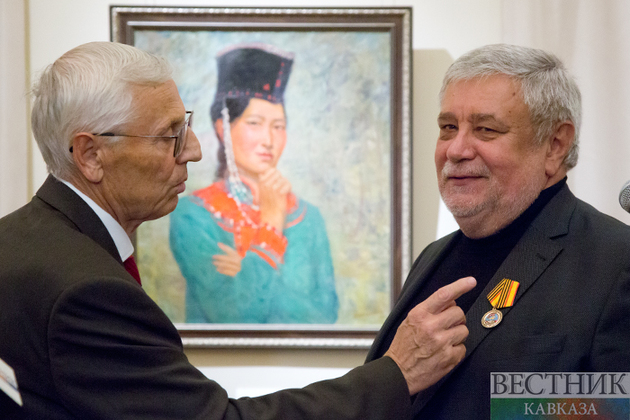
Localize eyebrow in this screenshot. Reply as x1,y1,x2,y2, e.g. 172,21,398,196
437,112,457,122
155,113,186,135
438,112,509,129
246,113,286,123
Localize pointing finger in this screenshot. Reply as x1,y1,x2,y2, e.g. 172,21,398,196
421,276,476,315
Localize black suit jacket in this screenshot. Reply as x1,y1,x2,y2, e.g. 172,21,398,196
0,175,411,420
366,184,630,419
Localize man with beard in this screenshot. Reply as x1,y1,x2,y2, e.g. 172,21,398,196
366,43,630,418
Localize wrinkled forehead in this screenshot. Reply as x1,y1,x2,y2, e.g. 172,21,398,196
439,75,534,133
126,80,186,129
441,75,525,109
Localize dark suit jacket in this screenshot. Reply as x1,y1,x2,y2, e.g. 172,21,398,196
366,184,630,419
0,175,411,420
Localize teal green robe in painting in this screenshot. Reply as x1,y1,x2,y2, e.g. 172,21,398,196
169,181,338,324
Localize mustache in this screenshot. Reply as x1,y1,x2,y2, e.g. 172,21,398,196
441,161,491,178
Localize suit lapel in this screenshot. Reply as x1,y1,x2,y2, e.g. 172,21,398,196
397,232,460,315
36,175,122,264
412,185,577,413
466,185,576,354
464,227,563,353
367,232,460,361
411,232,562,414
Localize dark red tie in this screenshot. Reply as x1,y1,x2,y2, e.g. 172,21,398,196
124,256,142,286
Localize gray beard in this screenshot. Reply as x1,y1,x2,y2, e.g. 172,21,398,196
441,176,544,237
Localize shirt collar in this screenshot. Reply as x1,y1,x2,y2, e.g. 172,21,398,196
59,179,134,262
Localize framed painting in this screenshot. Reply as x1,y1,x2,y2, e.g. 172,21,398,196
111,6,412,349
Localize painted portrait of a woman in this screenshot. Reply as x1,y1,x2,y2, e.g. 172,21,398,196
169,44,338,324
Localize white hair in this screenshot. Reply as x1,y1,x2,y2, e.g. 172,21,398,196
31,42,173,179
439,44,582,170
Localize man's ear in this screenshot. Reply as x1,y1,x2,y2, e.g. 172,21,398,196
71,133,105,183
214,119,224,142
545,121,575,178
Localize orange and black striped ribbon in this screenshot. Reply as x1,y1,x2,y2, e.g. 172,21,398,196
487,278,520,309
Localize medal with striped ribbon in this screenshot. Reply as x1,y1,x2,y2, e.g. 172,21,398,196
481,278,520,328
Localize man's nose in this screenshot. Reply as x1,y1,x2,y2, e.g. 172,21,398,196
445,128,475,162
177,128,202,163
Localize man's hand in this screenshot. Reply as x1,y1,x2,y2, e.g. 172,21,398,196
384,276,476,395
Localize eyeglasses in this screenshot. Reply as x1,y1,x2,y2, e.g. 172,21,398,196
71,111,194,158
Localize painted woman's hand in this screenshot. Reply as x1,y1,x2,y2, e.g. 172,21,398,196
258,167,291,232
212,243,242,277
